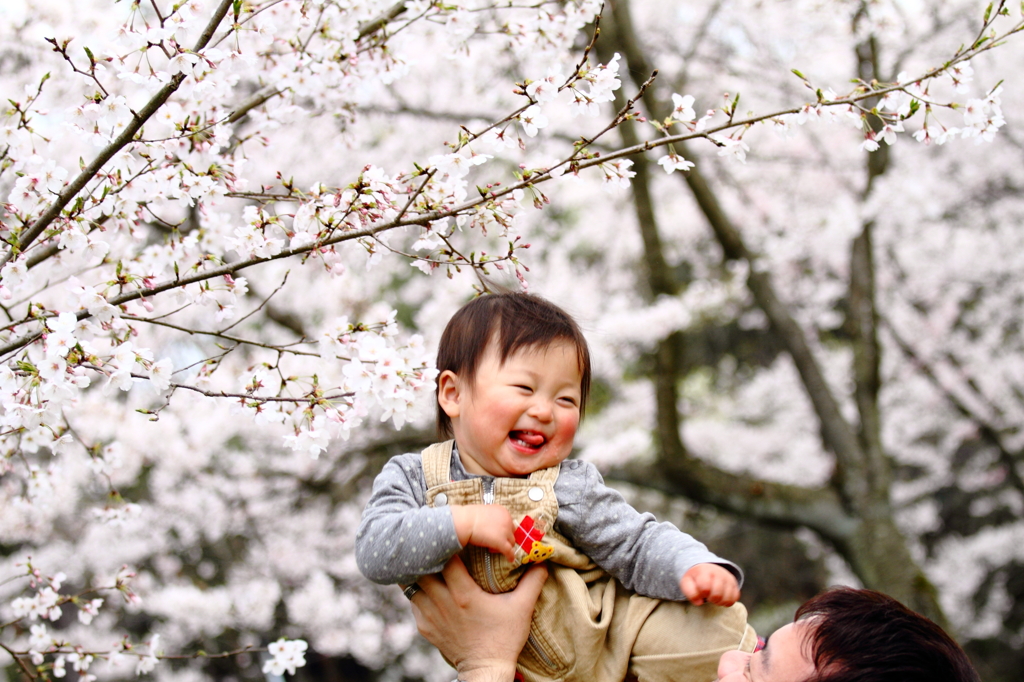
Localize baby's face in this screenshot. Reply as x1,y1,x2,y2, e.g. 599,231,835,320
441,339,582,477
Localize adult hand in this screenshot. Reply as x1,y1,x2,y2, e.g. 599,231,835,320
411,555,548,682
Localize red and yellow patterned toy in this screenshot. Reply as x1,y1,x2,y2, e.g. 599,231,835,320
514,515,554,565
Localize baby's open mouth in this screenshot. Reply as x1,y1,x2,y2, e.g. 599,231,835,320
510,430,546,450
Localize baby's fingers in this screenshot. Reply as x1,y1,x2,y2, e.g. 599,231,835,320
503,527,517,562
706,575,740,607
484,532,516,563
680,573,707,605
720,578,741,607
491,532,515,563
705,579,730,606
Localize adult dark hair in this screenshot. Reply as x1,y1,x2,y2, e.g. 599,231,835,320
435,291,591,438
797,587,980,682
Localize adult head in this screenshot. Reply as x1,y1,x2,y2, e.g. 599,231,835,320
718,587,980,682
411,559,980,682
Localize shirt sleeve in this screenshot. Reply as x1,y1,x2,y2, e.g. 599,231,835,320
554,460,743,601
355,452,464,585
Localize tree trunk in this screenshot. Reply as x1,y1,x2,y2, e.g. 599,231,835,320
599,0,948,628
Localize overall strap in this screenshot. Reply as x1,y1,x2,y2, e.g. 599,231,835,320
421,440,456,489
528,460,562,486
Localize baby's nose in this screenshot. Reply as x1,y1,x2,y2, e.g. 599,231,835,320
527,398,554,420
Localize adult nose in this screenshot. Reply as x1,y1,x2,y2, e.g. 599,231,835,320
717,649,751,681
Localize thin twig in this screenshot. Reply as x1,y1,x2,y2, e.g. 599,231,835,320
0,641,37,681
122,314,320,356
162,380,354,404
356,1,409,40
883,317,1024,495
395,170,437,222
218,271,291,334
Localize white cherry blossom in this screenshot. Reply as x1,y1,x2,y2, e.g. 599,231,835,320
657,153,695,173
518,105,549,137
670,93,696,123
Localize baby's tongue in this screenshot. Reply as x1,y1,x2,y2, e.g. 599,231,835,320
511,431,545,447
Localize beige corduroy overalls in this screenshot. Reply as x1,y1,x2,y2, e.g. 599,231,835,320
421,441,757,682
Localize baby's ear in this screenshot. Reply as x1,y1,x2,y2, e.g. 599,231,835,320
437,370,463,418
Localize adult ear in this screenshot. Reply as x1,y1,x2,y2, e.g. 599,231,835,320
437,370,462,418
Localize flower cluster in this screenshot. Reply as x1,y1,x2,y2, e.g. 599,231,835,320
568,53,622,118
11,585,63,623
262,638,309,676
646,52,1013,174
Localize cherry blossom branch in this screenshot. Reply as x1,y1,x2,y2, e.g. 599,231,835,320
0,0,236,267
297,4,330,53
161,381,354,405
360,103,617,151
0,58,983,355
883,319,1024,495
356,1,410,39
0,582,126,632
45,37,111,99
369,223,520,276
0,641,37,681
83,365,354,405
462,1,554,12
121,314,320,356
566,12,603,88
0,14,1020,360
25,215,109,270
437,16,606,151
395,169,437,222
1,641,281,672
3,74,51,136
572,70,658,152
170,344,238,376
148,646,259,661
12,1,435,260
0,210,498,355
225,87,284,125
970,0,1009,50
148,0,166,24
217,271,291,334
2,644,269,663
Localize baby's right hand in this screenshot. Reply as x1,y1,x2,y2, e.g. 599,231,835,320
680,563,740,607
450,504,517,563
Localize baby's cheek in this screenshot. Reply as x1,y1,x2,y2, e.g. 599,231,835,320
555,413,580,442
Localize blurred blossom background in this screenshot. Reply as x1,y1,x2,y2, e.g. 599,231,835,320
1,0,1023,680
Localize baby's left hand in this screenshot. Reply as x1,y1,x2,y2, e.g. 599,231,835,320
680,563,740,607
